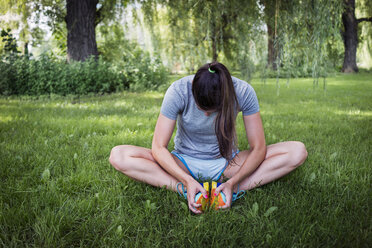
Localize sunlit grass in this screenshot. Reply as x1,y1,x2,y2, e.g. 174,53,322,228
0,73,371,247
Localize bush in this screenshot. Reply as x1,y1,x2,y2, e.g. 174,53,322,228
0,55,124,96
0,53,168,96
121,49,169,91
99,37,169,91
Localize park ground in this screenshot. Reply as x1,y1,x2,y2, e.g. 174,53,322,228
0,73,371,247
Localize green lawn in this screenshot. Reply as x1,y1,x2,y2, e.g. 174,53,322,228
0,73,371,247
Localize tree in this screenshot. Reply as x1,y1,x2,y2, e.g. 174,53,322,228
341,0,372,73
140,0,260,71
0,0,129,62
65,0,99,62
0,28,21,59
261,0,280,70
66,0,130,62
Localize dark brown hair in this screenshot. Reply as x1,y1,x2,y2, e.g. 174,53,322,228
192,62,238,160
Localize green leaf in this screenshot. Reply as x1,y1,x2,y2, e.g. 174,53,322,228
309,172,316,182
180,201,188,211
145,200,157,210
116,225,123,234
330,152,338,160
266,234,272,242
264,206,278,217
252,202,259,216
41,168,50,182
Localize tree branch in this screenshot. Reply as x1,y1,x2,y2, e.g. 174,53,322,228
357,17,372,23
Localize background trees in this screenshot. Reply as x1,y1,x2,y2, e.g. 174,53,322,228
140,0,262,73
65,0,99,62
342,0,372,72
0,0,130,61
1,0,371,77
138,0,372,77
0,0,168,95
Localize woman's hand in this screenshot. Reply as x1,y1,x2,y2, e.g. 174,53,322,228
214,181,234,209
185,178,208,214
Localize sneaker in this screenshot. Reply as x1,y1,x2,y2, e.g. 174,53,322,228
232,183,245,202
176,182,188,199
210,181,246,209
194,182,209,211
177,182,210,211
177,181,245,211
210,181,226,209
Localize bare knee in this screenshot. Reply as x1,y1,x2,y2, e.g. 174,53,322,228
290,141,308,167
109,145,154,173
109,145,131,172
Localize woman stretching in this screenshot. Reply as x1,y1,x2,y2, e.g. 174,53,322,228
109,62,308,214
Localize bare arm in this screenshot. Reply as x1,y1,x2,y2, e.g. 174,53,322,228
152,113,193,185
216,112,266,207
227,112,266,186
152,113,207,213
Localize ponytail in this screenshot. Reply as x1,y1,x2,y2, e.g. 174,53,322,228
192,62,238,160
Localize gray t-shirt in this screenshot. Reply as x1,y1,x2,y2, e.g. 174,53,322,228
160,75,259,159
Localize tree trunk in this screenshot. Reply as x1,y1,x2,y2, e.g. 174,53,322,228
341,0,358,73
24,42,29,56
267,22,277,70
66,0,99,62
211,25,218,62
212,37,218,62
262,0,278,70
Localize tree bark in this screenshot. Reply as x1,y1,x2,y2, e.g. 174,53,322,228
66,0,99,62
262,0,278,70
211,23,218,62
341,0,358,73
357,17,372,23
267,22,278,70
212,36,218,62
341,0,372,73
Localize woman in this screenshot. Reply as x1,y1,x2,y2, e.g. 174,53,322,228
109,62,308,214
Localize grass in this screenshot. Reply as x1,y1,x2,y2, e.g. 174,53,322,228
0,73,371,247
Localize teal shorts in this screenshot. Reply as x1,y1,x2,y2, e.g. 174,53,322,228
171,151,239,181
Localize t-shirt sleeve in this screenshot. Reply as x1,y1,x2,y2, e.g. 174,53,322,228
160,83,185,120
239,83,260,116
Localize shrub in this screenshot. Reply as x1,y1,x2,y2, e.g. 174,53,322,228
0,53,168,96
0,56,123,96
99,39,169,91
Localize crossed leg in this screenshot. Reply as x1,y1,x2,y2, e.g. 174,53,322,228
223,141,308,190
109,141,307,192
109,145,188,192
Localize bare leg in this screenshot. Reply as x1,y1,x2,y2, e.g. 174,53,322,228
223,141,308,190
109,145,189,192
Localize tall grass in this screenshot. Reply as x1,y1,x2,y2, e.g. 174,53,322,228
0,73,371,247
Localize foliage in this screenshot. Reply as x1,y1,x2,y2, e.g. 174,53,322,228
356,0,372,68
0,0,130,45
0,20,168,96
0,55,125,96
139,0,262,73
0,0,370,81
264,0,344,81
0,51,168,95
138,0,345,80
0,74,371,246
120,48,168,91
0,28,20,56
97,22,169,91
